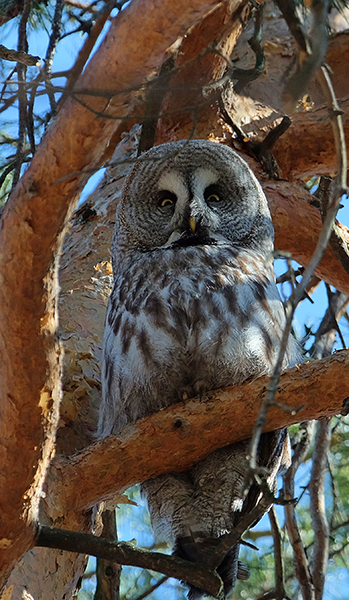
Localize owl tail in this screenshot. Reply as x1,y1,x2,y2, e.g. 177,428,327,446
174,536,249,599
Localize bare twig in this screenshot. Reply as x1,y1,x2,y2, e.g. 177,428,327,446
283,423,315,600
311,288,349,359
257,507,290,600
132,576,168,600
35,525,223,598
0,44,40,66
44,0,65,117
11,0,32,191
309,418,331,600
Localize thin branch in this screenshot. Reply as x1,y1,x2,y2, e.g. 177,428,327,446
35,525,223,599
311,287,349,359
44,0,65,117
206,497,271,571
11,0,32,191
309,418,331,600
0,44,40,66
132,576,168,600
283,423,315,600
246,59,347,485
256,506,291,600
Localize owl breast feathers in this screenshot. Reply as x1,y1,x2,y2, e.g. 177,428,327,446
99,140,300,599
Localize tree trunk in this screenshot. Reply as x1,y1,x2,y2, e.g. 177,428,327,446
1,0,349,598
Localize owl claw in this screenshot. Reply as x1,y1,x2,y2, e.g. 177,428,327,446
174,536,240,600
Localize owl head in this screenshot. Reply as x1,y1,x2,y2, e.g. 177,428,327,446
113,140,274,260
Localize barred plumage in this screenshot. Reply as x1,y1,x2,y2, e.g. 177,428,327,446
99,140,300,599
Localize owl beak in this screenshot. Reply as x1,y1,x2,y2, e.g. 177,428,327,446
189,216,196,233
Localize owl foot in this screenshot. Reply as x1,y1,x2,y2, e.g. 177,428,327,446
174,536,242,600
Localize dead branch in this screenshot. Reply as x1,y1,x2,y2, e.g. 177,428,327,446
309,418,331,600
0,44,40,66
132,576,168,600
257,507,290,600
283,423,315,600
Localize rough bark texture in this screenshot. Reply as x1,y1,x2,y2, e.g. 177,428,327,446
45,350,349,518
1,0,349,597
0,0,234,593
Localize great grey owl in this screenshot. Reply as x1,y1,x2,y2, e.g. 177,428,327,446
98,140,300,599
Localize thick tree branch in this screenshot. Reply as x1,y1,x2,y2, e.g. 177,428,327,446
45,351,349,519
0,0,228,586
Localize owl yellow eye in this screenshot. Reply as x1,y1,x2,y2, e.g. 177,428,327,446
204,184,222,205
160,198,174,207
206,193,220,202
157,191,177,210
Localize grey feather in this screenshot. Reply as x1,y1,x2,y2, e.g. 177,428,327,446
98,140,301,599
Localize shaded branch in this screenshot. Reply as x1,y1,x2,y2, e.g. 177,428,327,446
94,510,120,600
233,2,265,93
283,423,315,600
206,497,271,571
257,507,290,600
35,526,223,599
137,54,176,155
309,418,331,600
0,44,40,66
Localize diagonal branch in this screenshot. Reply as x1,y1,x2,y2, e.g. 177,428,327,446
45,350,349,520
35,525,223,599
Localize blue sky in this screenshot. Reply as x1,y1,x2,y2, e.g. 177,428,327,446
1,10,348,599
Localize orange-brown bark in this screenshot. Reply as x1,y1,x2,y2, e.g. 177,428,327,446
264,179,349,294
1,0,349,594
0,0,229,587
45,350,349,519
